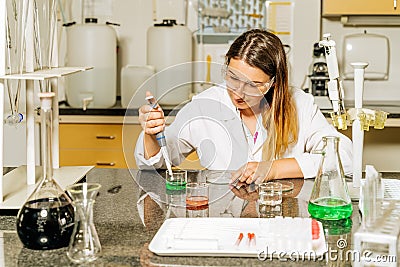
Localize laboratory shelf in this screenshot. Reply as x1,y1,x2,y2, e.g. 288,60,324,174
0,165,93,210
195,32,240,44
0,66,92,80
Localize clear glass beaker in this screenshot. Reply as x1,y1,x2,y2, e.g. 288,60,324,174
16,92,75,250
66,183,102,264
165,187,186,219
308,136,353,220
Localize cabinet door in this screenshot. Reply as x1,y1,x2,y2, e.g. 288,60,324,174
323,0,400,15
60,123,142,169
122,124,144,169
60,149,128,168
60,124,122,149
60,123,203,169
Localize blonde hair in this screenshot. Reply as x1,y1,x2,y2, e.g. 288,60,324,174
261,87,298,160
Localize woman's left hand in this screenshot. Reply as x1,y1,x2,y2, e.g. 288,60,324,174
229,182,259,201
231,161,274,185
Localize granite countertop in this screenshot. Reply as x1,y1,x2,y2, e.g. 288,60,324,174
0,169,398,266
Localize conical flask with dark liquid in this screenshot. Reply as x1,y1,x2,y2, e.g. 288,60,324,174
308,136,353,220
16,92,74,250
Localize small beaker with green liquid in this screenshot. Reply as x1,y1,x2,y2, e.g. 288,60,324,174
165,170,187,190
308,136,353,220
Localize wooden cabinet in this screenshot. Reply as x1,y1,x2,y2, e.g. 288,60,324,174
59,122,202,169
323,0,400,16
59,123,140,168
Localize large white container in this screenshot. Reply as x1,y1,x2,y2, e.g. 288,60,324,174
121,65,155,108
147,19,192,106
65,19,117,108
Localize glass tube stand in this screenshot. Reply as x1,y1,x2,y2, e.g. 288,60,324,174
0,0,93,209
353,200,400,267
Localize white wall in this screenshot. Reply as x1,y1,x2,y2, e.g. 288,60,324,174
112,0,153,68
290,0,321,89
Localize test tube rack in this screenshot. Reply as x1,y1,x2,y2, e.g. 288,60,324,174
353,200,400,267
0,0,93,208
198,0,266,34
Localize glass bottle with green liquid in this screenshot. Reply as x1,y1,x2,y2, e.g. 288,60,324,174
308,136,353,220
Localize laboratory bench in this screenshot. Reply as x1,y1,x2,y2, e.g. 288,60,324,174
0,168,399,266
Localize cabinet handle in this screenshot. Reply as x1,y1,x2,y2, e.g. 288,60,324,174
96,135,116,139
96,162,116,166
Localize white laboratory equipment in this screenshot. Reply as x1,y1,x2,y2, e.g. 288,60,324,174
121,65,155,108
320,34,397,266
350,62,368,189
65,18,117,109
343,33,389,81
0,0,92,208
354,166,399,267
306,43,331,110
319,34,348,131
319,34,388,193
147,19,192,107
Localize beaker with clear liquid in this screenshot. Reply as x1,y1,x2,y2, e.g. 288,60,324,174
308,136,353,220
66,183,102,264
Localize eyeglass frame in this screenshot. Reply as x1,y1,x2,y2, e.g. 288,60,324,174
221,67,275,97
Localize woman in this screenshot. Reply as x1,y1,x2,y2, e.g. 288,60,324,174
135,29,352,184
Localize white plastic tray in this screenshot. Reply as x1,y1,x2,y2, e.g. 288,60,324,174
149,217,327,258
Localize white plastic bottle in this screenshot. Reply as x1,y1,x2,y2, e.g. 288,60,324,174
65,18,117,108
121,65,155,108
147,19,192,107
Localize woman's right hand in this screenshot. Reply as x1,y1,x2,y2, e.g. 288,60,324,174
138,92,166,136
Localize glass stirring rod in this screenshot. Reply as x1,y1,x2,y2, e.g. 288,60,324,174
145,95,174,178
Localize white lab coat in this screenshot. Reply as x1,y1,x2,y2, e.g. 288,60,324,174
135,85,353,178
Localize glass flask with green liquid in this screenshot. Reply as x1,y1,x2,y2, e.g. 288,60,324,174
308,136,353,220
